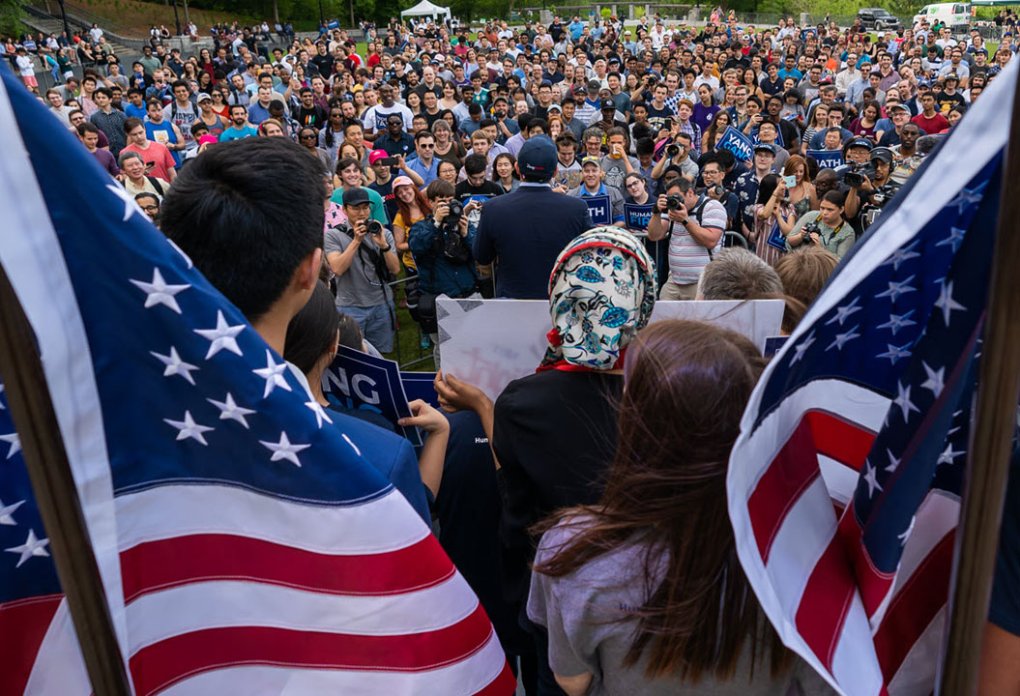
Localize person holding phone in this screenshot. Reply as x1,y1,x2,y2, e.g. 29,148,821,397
750,173,797,266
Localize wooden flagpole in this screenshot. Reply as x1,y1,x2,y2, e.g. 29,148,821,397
938,70,1020,695
0,266,132,695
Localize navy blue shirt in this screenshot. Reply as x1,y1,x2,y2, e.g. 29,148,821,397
408,218,479,297
473,184,593,299
991,452,1020,635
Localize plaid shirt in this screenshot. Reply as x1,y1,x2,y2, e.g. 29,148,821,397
675,118,702,152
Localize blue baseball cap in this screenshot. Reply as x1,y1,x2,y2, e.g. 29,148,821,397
517,136,557,180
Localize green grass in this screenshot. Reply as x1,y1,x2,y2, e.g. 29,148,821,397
383,281,436,372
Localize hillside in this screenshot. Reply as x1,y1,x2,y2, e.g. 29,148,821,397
43,0,261,37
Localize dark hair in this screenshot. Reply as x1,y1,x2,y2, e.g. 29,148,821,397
161,138,325,322
123,117,144,134
464,153,488,176
534,320,783,681
821,188,846,208
284,281,339,375
425,179,456,199
756,173,780,204
93,87,113,100
336,156,361,175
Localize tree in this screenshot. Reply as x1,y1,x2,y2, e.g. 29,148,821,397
0,0,22,36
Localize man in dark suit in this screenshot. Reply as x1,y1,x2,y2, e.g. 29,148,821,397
473,136,594,299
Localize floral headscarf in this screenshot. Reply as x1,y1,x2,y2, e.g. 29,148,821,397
539,226,657,371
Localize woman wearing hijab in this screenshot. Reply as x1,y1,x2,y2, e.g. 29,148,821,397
433,226,657,693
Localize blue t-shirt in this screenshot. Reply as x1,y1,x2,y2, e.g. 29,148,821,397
325,407,430,525
144,120,181,165
991,452,1020,635
219,125,259,142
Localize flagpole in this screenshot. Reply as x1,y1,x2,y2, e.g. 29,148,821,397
0,266,132,695
938,72,1020,695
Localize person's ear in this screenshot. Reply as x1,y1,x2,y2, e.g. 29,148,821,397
294,247,322,293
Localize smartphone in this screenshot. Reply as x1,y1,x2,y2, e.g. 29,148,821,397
379,156,400,166
783,175,797,188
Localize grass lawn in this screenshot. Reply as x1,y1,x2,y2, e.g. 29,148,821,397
383,281,436,372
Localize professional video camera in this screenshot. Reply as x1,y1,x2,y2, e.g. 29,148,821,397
842,162,877,188
861,182,902,229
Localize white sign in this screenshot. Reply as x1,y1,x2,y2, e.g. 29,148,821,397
437,298,785,401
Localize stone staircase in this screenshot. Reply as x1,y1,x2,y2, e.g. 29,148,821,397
23,14,138,59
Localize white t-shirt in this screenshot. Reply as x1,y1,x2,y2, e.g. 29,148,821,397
16,55,34,78
361,102,414,134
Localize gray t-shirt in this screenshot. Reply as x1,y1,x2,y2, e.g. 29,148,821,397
528,518,838,696
324,224,397,309
600,154,640,194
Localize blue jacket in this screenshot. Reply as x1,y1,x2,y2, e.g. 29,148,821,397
408,218,479,298
474,184,593,299
325,408,430,524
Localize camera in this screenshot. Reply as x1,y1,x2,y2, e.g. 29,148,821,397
842,163,876,188
802,220,821,241
442,200,464,231
666,194,684,211
366,220,384,236
666,143,680,158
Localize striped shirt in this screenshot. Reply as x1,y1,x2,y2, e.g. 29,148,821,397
667,196,727,285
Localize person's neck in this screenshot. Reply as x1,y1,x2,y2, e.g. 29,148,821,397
307,362,329,406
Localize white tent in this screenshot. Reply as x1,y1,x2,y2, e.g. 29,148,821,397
400,0,451,21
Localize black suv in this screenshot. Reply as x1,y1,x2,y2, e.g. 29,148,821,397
857,8,904,31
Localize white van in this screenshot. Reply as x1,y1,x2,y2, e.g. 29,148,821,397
913,3,972,35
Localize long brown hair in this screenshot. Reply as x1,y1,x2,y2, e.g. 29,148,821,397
394,182,431,225
534,320,790,682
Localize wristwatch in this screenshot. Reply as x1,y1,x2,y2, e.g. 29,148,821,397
379,245,392,252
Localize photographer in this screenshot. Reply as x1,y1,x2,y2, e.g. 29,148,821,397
647,176,726,300
324,188,401,353
651,132,698,182
786,189,854,260
844,146,894,228
408,180,480,354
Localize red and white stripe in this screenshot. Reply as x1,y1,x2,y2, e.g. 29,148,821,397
113,485,515,694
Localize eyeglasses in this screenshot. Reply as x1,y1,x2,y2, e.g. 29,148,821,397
418,143,435,149
140,204,159,212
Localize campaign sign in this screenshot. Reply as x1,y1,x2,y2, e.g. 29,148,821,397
321,347,421,445
583,194,613,226
401,372,440,409
438,297,784,401
717,126,754,162
808,150,845,170
624,202,654,231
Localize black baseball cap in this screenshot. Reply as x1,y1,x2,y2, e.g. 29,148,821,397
342,187,372,206
600,98,616,110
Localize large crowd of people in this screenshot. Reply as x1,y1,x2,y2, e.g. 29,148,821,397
5,8,1020,694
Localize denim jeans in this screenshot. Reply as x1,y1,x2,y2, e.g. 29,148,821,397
342,303,394,354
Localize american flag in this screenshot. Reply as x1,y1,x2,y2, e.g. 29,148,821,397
0,386,90,696
0,69,514,693
727,63,1017,695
